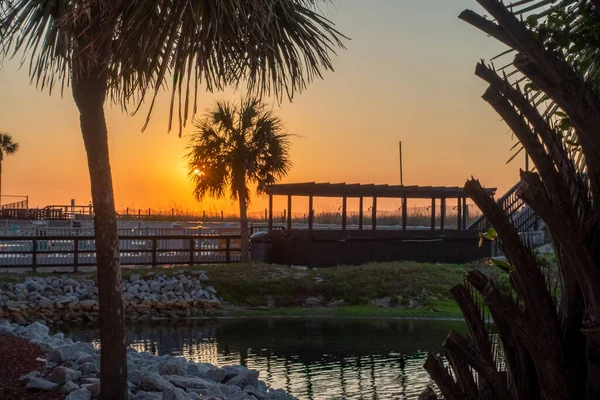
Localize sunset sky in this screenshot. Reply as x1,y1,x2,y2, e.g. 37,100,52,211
0,1,520,215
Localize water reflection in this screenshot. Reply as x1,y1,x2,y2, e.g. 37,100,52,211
62,318,466,400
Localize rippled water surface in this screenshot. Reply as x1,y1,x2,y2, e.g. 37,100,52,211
62,318,466,400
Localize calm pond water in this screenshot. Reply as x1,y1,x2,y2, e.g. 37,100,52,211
61,318,466,400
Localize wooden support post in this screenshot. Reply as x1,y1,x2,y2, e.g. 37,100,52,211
431,198,436,231
402,197,407,230
226,238,231,263
152,238,157,267
189,238,195,266
308,196,314,233
462,197,468,229
268,194,273,232
32,239,37,273
287,195,292,231
358,197,364,231
372,197,377,230
440,198,446,230
341,197,347,232
457,198,463,231
74,239,79,273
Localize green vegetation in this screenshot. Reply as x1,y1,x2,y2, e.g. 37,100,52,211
200,262,471,307
2,260,517,319
227,302,463,319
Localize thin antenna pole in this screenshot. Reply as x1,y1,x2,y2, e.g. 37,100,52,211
399,141,403,185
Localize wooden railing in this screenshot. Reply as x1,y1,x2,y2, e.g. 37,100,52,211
467,181,540,233
1,199,28,210
0,234,242,272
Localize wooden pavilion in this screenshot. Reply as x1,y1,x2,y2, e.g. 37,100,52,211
265,182,496,266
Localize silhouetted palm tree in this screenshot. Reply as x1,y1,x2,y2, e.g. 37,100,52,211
0,132,18,204
1,1,345,397
422,2,600,399
187,98,292,262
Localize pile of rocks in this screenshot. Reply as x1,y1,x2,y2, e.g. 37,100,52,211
0,320,296,400
0,271,222,325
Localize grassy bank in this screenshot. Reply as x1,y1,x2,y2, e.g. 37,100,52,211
1,261,501,319
199,262,468,304
131,261,480,318
226,302,463,318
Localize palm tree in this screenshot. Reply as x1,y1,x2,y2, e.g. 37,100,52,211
421,1,600,399
0,132,18,204
1,2,345,397
187,98,292,262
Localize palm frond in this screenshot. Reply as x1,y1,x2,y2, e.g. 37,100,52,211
479,0,598,171
0,132,19,160
1,1,347,135
186,97,291,205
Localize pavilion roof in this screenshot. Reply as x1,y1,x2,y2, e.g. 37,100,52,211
267,182,496,199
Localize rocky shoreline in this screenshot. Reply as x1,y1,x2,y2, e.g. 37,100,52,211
0,271,222,325
0,320,296,400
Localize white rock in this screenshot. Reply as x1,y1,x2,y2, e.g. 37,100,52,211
164,375,214,390
134,392,163,400
48,366,82,384
162,388,192,400
26,377,59,391
62,381,80,393
65,388,91,400
19,370,42,383
140,372,175,392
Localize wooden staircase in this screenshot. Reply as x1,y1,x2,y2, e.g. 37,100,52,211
468,181,541,233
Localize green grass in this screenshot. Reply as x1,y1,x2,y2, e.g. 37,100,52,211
225,301,463,319
187,262,472,308
1,261,508,319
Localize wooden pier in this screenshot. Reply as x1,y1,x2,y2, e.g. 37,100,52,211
266,182,496,266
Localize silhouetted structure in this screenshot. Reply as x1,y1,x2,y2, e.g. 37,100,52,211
266,182,496,266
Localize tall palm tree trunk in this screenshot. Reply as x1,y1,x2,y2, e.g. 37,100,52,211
238,186,250,262
72,76,128,399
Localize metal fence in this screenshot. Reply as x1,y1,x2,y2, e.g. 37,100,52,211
0,234,242,272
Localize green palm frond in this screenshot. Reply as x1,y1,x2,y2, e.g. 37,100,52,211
0,0,347,134
480,0,599,171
